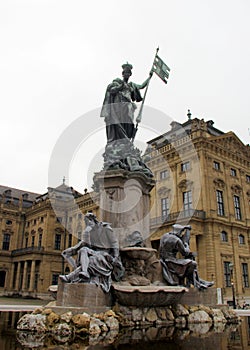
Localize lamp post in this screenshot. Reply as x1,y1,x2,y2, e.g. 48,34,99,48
229,262,236,309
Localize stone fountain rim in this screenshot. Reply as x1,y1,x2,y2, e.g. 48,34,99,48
120,247,157,252
112,283,188,293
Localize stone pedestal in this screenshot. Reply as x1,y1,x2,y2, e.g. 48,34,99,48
93,170,155,247
180,287,218,307
56,280,112,313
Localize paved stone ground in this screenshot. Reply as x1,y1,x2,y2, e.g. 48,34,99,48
235,309,250,316
0,297,47,305
0,296,47,311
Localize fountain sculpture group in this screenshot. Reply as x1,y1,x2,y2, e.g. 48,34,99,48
57,62,213,311
16,59,241,350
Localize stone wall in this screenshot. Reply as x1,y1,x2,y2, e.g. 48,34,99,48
180,287,218,306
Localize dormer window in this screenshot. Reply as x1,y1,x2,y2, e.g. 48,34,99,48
22,193,29,200
4,189,11,196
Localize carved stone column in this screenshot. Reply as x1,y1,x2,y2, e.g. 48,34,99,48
93,170,155,247
10,263,16,291
22,261,28,291
29,260,36,292
15,262,21,291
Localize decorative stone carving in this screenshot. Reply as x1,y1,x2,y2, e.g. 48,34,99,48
157,186,170,197
231,184,242,195
213,178,225,189
178,179,193,190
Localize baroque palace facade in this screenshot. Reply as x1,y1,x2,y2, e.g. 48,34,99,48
0,116,249,305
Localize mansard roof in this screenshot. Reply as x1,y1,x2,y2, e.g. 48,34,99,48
146,117,248,156
0,184,41,208
0,184,40,202
147,117,224,148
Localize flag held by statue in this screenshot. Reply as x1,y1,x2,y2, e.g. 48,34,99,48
153,55,170,84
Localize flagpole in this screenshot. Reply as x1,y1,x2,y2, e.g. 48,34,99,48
131,48,159,142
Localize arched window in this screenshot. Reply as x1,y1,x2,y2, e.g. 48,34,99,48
221,231,228,242
239,234,245,245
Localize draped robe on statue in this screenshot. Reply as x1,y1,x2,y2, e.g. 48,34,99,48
100,78,143,143
61,220,124,293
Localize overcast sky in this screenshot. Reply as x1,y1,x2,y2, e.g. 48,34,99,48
1,0,250,194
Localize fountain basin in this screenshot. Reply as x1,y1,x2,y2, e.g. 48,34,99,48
112,284,188,307
120,247,157,260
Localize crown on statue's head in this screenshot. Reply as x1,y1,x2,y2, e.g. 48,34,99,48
122,62,133,71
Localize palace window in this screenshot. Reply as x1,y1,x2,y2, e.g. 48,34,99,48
2,233,10,251
77,231,82,242
221,231,228,242
0,271,6,288
31,235,35,247
54,234,61,250
25,237,28,249
224,262,231,287
230,168,237,177
233,195,242,220
68,234,72,247
56,217,62,223
78,213,82,220
161,197,169,219
52,274,59,285
216,190,225,216
160,170,169,180
181,161,190,172
183,191,192,210
246,175,250,183
242,263,249,288
238,234,245,245
6,220,12,225
38,234,42,248
214,161,220,170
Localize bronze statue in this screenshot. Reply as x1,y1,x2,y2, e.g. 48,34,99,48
59,213,124,292
99,63,154,177
160,224,214,290
100,63,152,143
